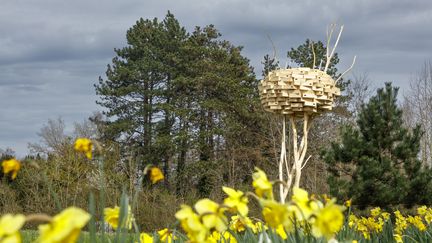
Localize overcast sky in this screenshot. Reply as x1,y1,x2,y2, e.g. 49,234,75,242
1,0,431,157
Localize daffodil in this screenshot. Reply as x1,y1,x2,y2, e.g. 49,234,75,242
275,225,287,240
0,214,25,243
381,212,390,221
348,215,358,228
37,207,90,243
208,231,237,243
139,233,153,243
394,233,403,243
104,205,134,230
175,205,209,242
149,167,164,184
2,158,21,180
345,199,352,208
370,207,381,218
252,168,273,199
158,228,176,243
417,205,428,216
290,187,321,220
194,199,227,232
311,202,344,239
424,208,432,224
394,210,408,235
175,205,208,243
407,215,426,231
261,199,293,232
254,221,268,233
73,138,93,159
222,187,248,216
229,215,255,233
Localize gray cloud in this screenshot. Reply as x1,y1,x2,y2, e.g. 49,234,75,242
0,0,431,156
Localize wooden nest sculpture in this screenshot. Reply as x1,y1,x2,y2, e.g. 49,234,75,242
258,67,341,117
260,24,356,203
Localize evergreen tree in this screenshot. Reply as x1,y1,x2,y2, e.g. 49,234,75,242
287,39,339,79
323,83,432,208
95,12,188,172
95,12,266,194
261,54,279,77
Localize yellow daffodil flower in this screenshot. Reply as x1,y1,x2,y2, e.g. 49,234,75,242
2,158,21,180
423,207,432,224
252,168,273,199
229,215,255,233
407,215,426,231
208,231,237,243
73,138,93,159
290,187,321,221
394,210,408,235
158,228,176,243
104,205,134,230
394,233,403,243
261,199,293,232
370,207,381,218
0,214,25,243
175,205,208,243
348,215,358,228
380,212,390,221
37,207,90,243
275,224,287,240
417,205,428,216
345,199,352,208
139,233,153,243
222,187,248,216
311,202,344,239
254,221,268,233
194,199,227,232
149,167,164,184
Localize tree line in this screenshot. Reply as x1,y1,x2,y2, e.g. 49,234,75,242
94,12,268,196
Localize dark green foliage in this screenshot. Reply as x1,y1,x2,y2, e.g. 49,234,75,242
261,54,279,77
95,12,187,173
323,83,432,208
287,39,339,79
95,12,268,195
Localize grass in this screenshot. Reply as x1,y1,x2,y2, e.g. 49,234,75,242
21,230,139,243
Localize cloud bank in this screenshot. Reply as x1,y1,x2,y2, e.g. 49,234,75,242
1,0,431,156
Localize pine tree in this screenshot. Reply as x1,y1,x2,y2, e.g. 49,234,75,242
323,83,432,208
261,54,279,77
95,12,188,172
95,13,265,193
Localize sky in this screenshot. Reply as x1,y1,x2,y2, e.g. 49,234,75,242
1,0,431,157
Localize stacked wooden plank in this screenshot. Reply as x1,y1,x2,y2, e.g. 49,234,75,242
258,67,340,117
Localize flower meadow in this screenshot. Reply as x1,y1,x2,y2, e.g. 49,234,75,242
1,139,432,243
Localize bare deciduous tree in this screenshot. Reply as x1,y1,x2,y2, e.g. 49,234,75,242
346,72,374,120
28,117,69,155
28,117,99,156
404,61,432,166
73,118,98,139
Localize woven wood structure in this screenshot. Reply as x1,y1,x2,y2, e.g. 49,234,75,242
258,67,341,117
259,24,354,203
